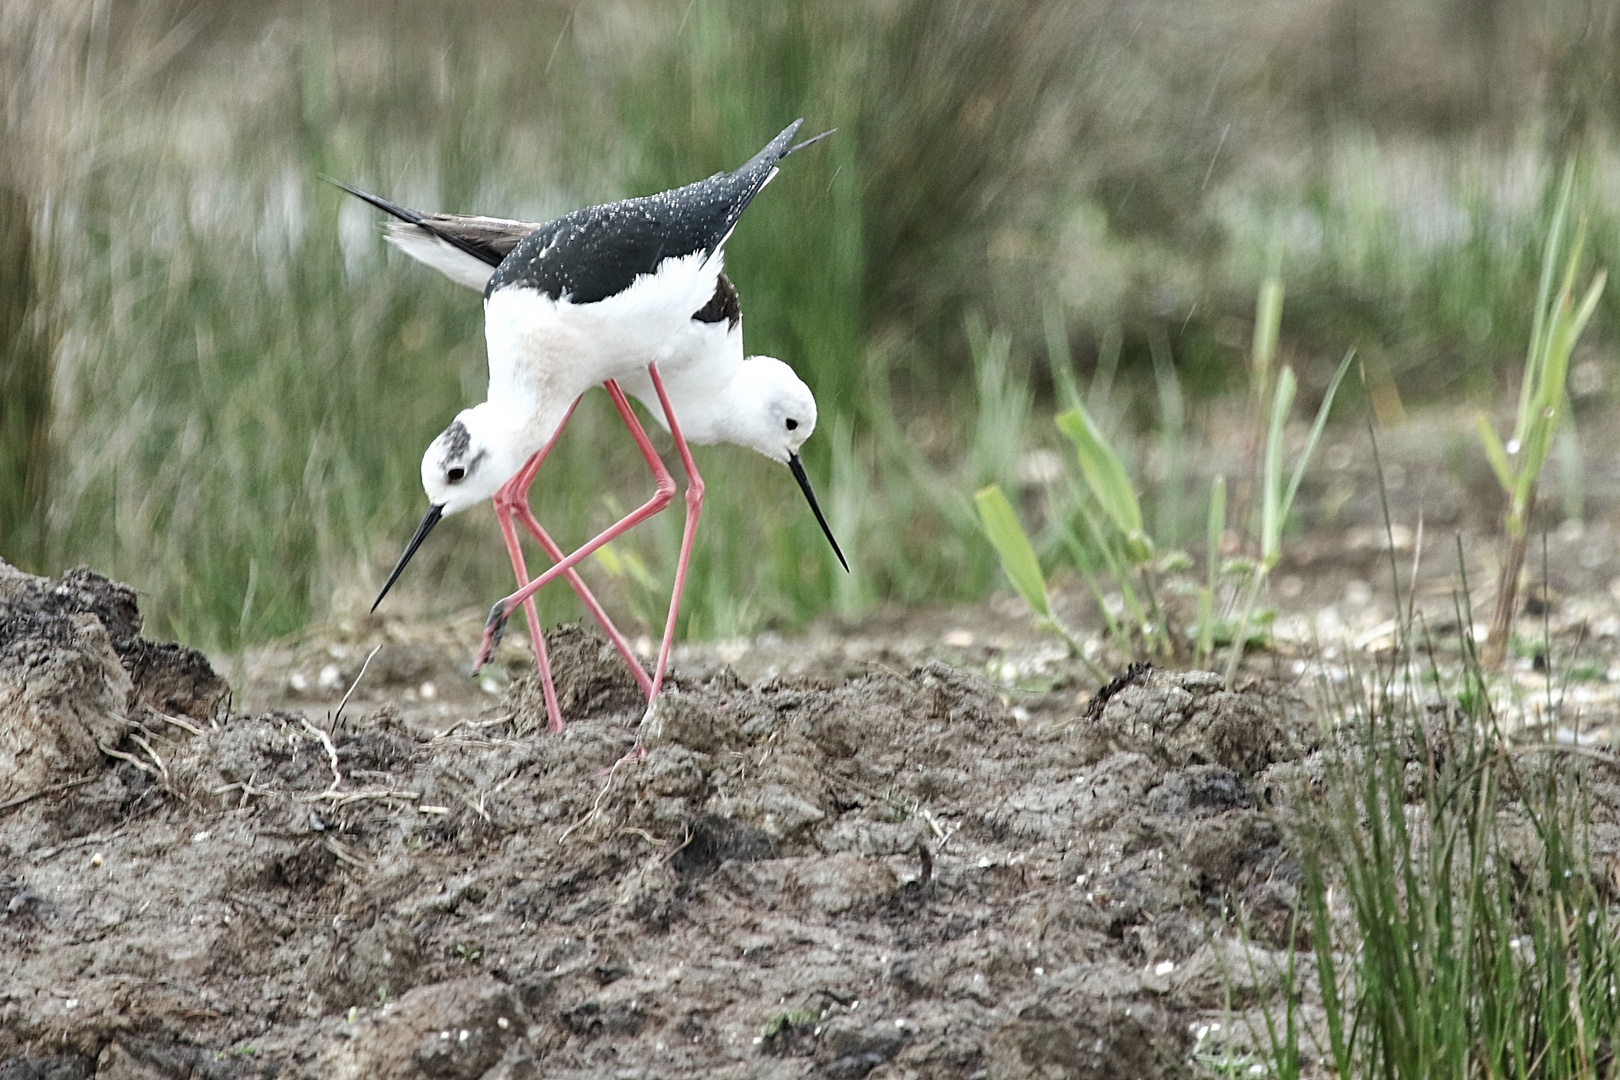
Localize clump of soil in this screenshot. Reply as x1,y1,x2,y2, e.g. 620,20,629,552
1,561,226,805
1,560,1322,1079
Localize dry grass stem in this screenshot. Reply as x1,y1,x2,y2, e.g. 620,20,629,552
0,774,96,816
297,716,343,795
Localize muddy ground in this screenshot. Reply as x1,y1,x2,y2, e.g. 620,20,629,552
8,412,1620,1078
0,551,1339,1080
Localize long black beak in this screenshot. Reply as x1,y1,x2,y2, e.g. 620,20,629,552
788,453,849,572
372,504,444,612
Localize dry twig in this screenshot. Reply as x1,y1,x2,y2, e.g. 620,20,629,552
323,836,371,869
146,706,205,738
128,732,170,787
100,742,159,778
0,774,97,816
333,643,383,725
298,716,343,796
210,774,274,810
307,787,422,808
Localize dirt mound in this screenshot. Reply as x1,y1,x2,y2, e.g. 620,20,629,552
0,560,226,805
1,566,1322,1078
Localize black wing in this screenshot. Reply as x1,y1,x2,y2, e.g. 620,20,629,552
401,213,538,265
486,119,814,304
693,273,741,329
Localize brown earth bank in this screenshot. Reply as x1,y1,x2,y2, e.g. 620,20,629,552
0,558,1413,1078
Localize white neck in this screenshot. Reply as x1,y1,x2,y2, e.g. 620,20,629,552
706,356,796,462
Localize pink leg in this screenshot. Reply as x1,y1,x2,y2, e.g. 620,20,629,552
495,410,654,700
506,498,654,700
486,402,581,734
474,380,675,671
493,500,565,733
488,394,655,713
641,361,704,700
600,361,704,767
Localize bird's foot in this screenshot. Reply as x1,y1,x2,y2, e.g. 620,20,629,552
592,696,663,777
472,600,511,672
637,693,663,735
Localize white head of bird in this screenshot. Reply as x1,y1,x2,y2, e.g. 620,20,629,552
370,402,538,611
708,355,847,572
721,355,818,465
419,403,533,516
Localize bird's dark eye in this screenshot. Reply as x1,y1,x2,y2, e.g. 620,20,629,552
447,466,467,483
785,418,799,431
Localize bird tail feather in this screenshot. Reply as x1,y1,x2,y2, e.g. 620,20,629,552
323,177,503,271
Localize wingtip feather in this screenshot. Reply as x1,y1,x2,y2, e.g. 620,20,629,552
787,127,836,155
325,178,426,226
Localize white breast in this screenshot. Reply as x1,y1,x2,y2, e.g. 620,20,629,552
483,251,741,435
615,318,745,445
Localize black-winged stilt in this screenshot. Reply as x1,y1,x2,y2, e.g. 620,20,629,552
345,120,844,735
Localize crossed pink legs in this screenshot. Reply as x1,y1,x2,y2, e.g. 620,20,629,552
644,360,705,701
479,364,704,735
490,391,655,734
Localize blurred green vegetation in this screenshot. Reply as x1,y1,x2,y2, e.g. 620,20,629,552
4,0,1620,652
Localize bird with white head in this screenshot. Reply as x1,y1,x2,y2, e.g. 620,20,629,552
341,120,844,736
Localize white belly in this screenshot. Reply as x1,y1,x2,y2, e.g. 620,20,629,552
483,251,728,405
615,328,742,446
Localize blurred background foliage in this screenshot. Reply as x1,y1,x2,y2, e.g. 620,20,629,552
3,0,1620,652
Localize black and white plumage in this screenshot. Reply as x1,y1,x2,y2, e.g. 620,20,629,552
331,186,743,330
487,121,807,302
353,121,819,304
355,119,845,624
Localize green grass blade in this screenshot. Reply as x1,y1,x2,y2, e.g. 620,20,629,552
1516,164,1576,445
1075,497,1149,631
1052,514,1125,644
1508,226,1605,525
975,484,1050,619
1557,211,1590,306
1476,416,1515,492
1206,474,1226,593
1149,329,1187,546
1199,475,1226,664
1531,165,1576,366
1044,301,1083,414
1260,366,1296,565
1569,268,1608,344
1055,406,1147,557
1251,275,1284,387
1279,348,1355,536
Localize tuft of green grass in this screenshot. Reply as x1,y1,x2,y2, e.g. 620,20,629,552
1221,343,1354,683
1479,163,1607,668
1283,641,1620,1080
1254,508,1620,1080
977,279,1349,674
